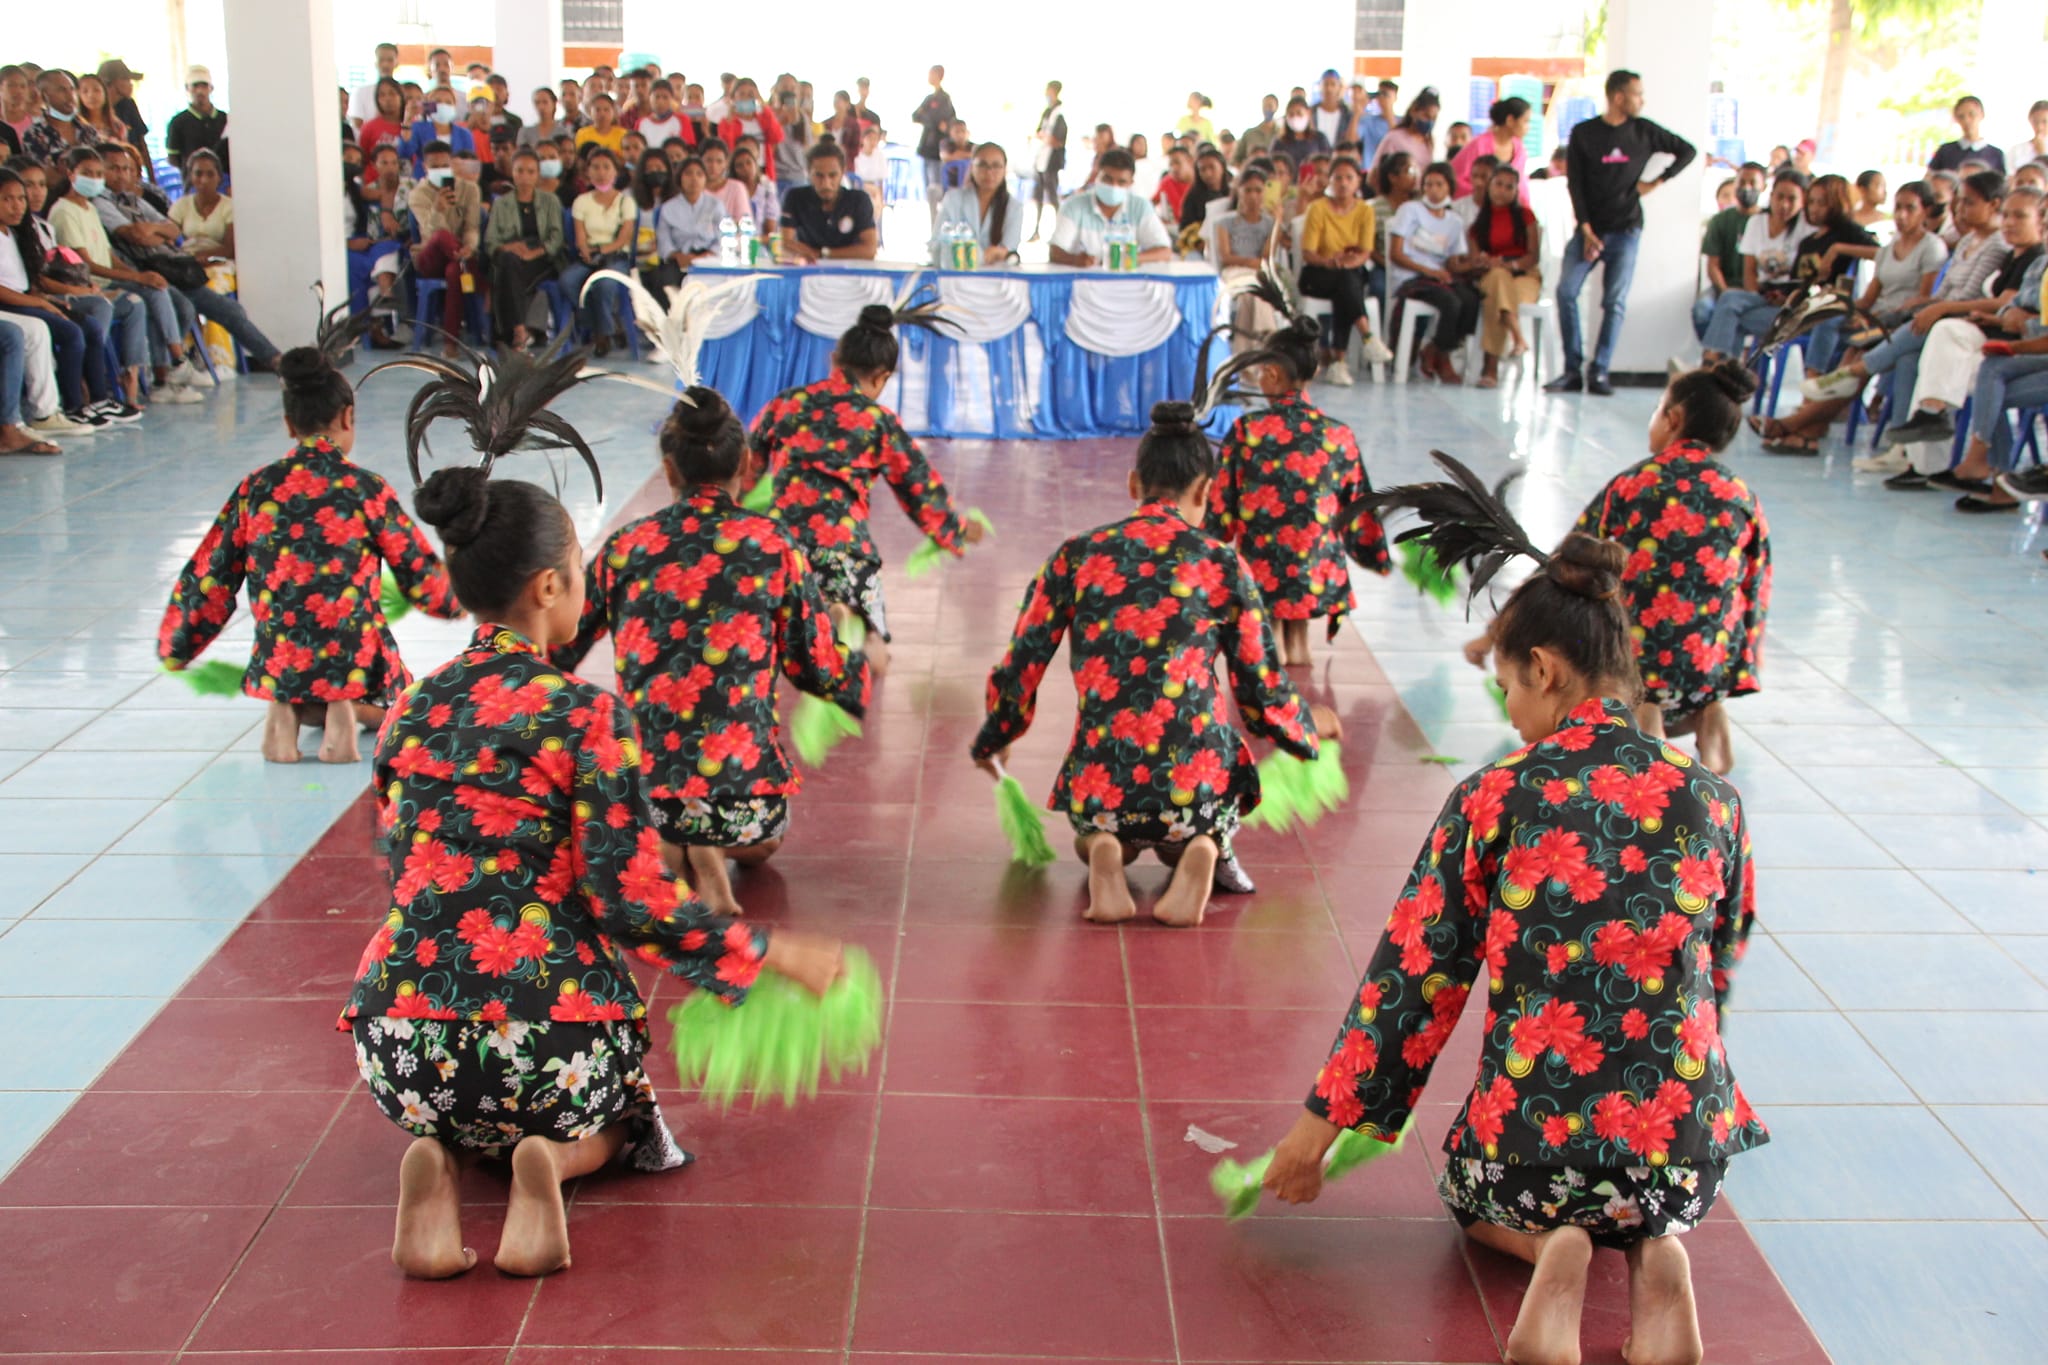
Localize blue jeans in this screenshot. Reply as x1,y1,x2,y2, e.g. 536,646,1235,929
68,291,147,376
558,252,633,334
0,318,24,426
119,280,197,367
0,303,88,411
1691,293,1716,341
1701,289,1782,359
1969,353,2048,469
182,285,280,363
1555,225,1640,375
1862,326,1927,406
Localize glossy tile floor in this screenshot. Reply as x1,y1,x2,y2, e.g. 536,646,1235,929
0,355,2042,1363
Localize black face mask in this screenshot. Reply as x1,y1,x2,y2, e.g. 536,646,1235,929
643,168,668,183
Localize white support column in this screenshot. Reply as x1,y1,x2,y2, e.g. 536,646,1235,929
1603,0,1715,377
1399,0,1474,131
222,0,345,349
494,0,563,102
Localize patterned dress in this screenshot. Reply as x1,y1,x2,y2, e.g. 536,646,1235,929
339,625,769,1169
554,485,871,848
1210,392,1391,625
1575,440,1771,725
1306,697,1768,1246
158,438,460,705
971,501,1321,846
748,371,967,639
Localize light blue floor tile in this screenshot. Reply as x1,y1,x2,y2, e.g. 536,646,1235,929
0,997,160,1088
0,607,96,639
1779,933,2048,1012
1745,723,1944,768
1735,934,1833,1011
0,853,91,916
1964,767,2048,817
55,708,260,753
1853,1012,2048,1104
1718,757,1831,814
1999,934,2048,985
1917,870,2048,935
0,671,152,711
1762,869,1973,934
1729,1105,2021,1221
0,708,100,750
0,798,157,855
1797,764,2022,816
1747,811,1898,870
0,750,214,801
1851,814,2048,871
0,751,34,782
174,750,375,804
109,798,352,857
11,636,176,673
1937,1107,2048,1219
31,853,296,920
0,917,235,997
1906,726,2048,769
1748,1222,2048,1365
1725,1011,1913,1105
0,1090,78,1180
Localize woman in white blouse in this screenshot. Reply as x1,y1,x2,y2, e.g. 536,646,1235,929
931,143,1023,265
168,150,234,263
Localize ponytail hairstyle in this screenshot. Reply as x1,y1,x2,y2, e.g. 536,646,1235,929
977,141,1011,248
1491,532,1639,699
658,386,747,483
413,469,577,617
1373,149,1414,199
1663,359,1759,451
835,286,955,383
1135,400,1215,497
277,345,355,435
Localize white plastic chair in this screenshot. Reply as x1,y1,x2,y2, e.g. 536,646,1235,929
1292,213,1386,383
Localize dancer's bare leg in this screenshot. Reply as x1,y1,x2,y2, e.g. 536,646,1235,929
1693,701,1734,775
1633,702,1668,741
1281,619,1311,668
659,837,688,878
1622,1235,1703,1365
731,838,782,868
494,1126,628,1276
1077,832,1136,923
685,844,743,916
1152,834,1218,928
318,699,362,763
262,700,301,764
1466,1222,1594,1365
392,1136,475,1279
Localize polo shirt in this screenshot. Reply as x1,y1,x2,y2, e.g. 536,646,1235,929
1049,192,1172,260
780,185,875,250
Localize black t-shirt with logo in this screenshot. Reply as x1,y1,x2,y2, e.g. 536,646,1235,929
780,185,875,250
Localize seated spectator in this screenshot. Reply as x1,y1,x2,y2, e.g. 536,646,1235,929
1128,133,1159,197
1298,156,1390,384
689,138,745,222
932,142,1022,265
1081,123,1117,188
1154,145,1195,222
1284,155,1328,225
1177,91,1216,146
1791,139,1818,178
479,128,519,200
516,85,569,149
340,145,402,341
485,75,522,134
409,87,474,173
1700,170,1812,365
1765,143,1793,176
620,129,649,176
407,139,484,356
1788,173,1879,364
0,312,65,453
854,124,888,224
1926,170,1962,245
1262,150,1294,214
166,66,231,173
1048,147,1172,267
1853,170,1888,226
0,67,35,159
575,93,626,156
2015,161,2048,196
1370,88,1441,177
729,144,780,231
682,83,711,143
1454,153,1498,227
772,90,810,190
1696,162,1765,339
1387,159,1481,383
1528,145,1570,181
1713,177,1738,211
1928,95,2004,174
560,147,634,354
942,120,975,166
635,81,692,148
1215,163,1281,337
483,147,566,350
73,73,134,150
1271,96,1330,175
168,148,233,262
24,70,121,165
535,143,565,199
1469,165,1544,387
1180,147,1233,234
780,141,878,262
0,165,131,434
1217,130,1237,163
1444,121,1472,155
7,155,147,412
651,153,723,285
825,89,869,164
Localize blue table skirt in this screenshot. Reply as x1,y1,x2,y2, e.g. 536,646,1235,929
694,268,1232,441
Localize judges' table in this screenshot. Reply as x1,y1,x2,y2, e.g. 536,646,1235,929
685,261,1228,440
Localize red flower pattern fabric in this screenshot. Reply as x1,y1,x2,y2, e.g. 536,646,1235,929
1575,440,1772,723
1306,698,1768,1169
1209,392,1391,621
158,438,461,703
339,625,767,1038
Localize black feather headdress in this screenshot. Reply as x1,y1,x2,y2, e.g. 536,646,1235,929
311,282,381,365
1192,248,1315,417
871,269,962,337
360,345,607,498
1341,450,1547,605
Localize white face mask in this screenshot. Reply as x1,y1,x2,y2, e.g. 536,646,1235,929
1286,114,1308,132
1423,193,1451,210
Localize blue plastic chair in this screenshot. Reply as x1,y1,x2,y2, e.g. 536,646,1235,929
2015,405,2047,466
1753,333,1809,417
537,277,574,343
410,277,486,351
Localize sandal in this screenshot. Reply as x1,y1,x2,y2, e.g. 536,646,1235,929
0,433,61,456
1763,437,1819,456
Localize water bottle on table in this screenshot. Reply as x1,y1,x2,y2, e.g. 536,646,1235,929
739,215,757,266
718,216,738,266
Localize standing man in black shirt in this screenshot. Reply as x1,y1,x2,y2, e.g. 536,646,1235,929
1545,69,1697,395
165,67,230,175
911,65,955,226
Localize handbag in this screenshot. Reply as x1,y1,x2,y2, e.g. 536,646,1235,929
152,253,211,290
39,243,93,288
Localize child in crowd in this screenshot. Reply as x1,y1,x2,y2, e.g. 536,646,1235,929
749,302,986,671
1209,314,1390,666
554,388,871,915
158,347,461,764
344,464,846,1280
971,400,1339,925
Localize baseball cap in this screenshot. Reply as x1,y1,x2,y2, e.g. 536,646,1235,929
1320,68,1342,82
97,59,143,84
186,65,212,87
1796,138,1817,155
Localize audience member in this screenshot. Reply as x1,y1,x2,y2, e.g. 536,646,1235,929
1180,148,1233,233
1298,156,1388,385
637,81,691,147
910,64,954,217
1388,159,1481,383
1469,165,1543,387
1272,97,1330,174
8,156,146,412
728,144,779,228
95,60,151,178
934,143,1022,264
165,66,231,174
559,146,633,352
0,164,126,432
1154,145,1195,222
1445,122,1473,155
1696,162,1766,338
1309,70,1354,148
1177,92,1216,146
348,42,399,128
1031,81,1069,239
2011,99,2048,174
576,93,626,155
168,147,233,261
781,141,878,261
1454,154,1498,227
407,139,483,355
716,78,783,168
1369,87,1441,176
1049,147,1172,267
1452,97,1530,201
649,152,723,285
482,148,564,349
1528,145,1569,180
1852,169,1888,226
1235,94,1279,169
516,86,569,149
1791,139,1817,178
24,71,115,165
0,67,37,158
1699,170,1811,365
1928,94,2004,173
1358,80,1398,164
73,74,132,150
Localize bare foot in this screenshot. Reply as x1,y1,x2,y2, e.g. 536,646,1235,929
392,1137,475,1279
864,632,890,677
1152,836,1218,928
262,701,301,764
686,844,744,916
495,1136,573,1277
1622,1235,1702,1365
1081,834,1137,923
1506,1225,1593,1365
1693,703,1734,775
318,699,362,763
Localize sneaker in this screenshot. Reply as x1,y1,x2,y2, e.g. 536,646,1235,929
1212,849,1257,895
90,400,144,424
1801,367,1865,401
1851,448,1909,474
63,407,111,429
1543,369,1584,394
1928,468,1990,493
27,412,95,438
1881,409,1955,450
1322,358,1355,387
1587,369,1615,396
1954,493,2020,514
153,383,204,405
1883,468,1932,491
180,358,217,389
1360,334,1393,365
1995,468,2048,499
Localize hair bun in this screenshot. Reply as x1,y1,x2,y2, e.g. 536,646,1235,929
414,466,493,549
857,304,896,331
674,386,735,435
276,346,333,391
1149,399,1198,435
1704,357,1759,404
1545,532,1627,601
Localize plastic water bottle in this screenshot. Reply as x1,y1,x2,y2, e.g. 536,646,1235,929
739,215,757,266
942,221,965,269
1104,219,1128,271
1121,220,1139,272
961,229,980,271
718,216,738,267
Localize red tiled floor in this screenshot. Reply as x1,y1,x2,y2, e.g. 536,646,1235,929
853,1208,1175,1358
577,1090,875,1206
1123,927,1358,1008
1146,1098,1448,1219
284,1095,511,1208
247,855,391,920
1133,1005,1345,1103
184,1353,508,1364
893,921,1129,1003
884,1000,1139,1098
95,997,360,1092
183,919,384,999
868,1093,1152,1213
515,1353,835,1364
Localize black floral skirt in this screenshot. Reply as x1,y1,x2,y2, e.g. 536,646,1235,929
1065,801,1242,854
350,1016,688,1173
809,547,890,641
1437,1154,1726,1249
648,792,791,849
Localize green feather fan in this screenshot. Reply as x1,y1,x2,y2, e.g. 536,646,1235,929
791,693,863,767
994,771,1059,868
1397,539,1460,607
739,471,777,511
904,508,994,578
380,568,411,624
1245,741,1349,832
1210,1122,1412,1221
669,945,884,1109
168,658,248,697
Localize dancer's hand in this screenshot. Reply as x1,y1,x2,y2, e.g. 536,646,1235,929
963,517,988,545
1264,1111,1341,1205
973,746,1010,780
1462,633,1492,669
1309,704,1343,742
763,929,845,997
